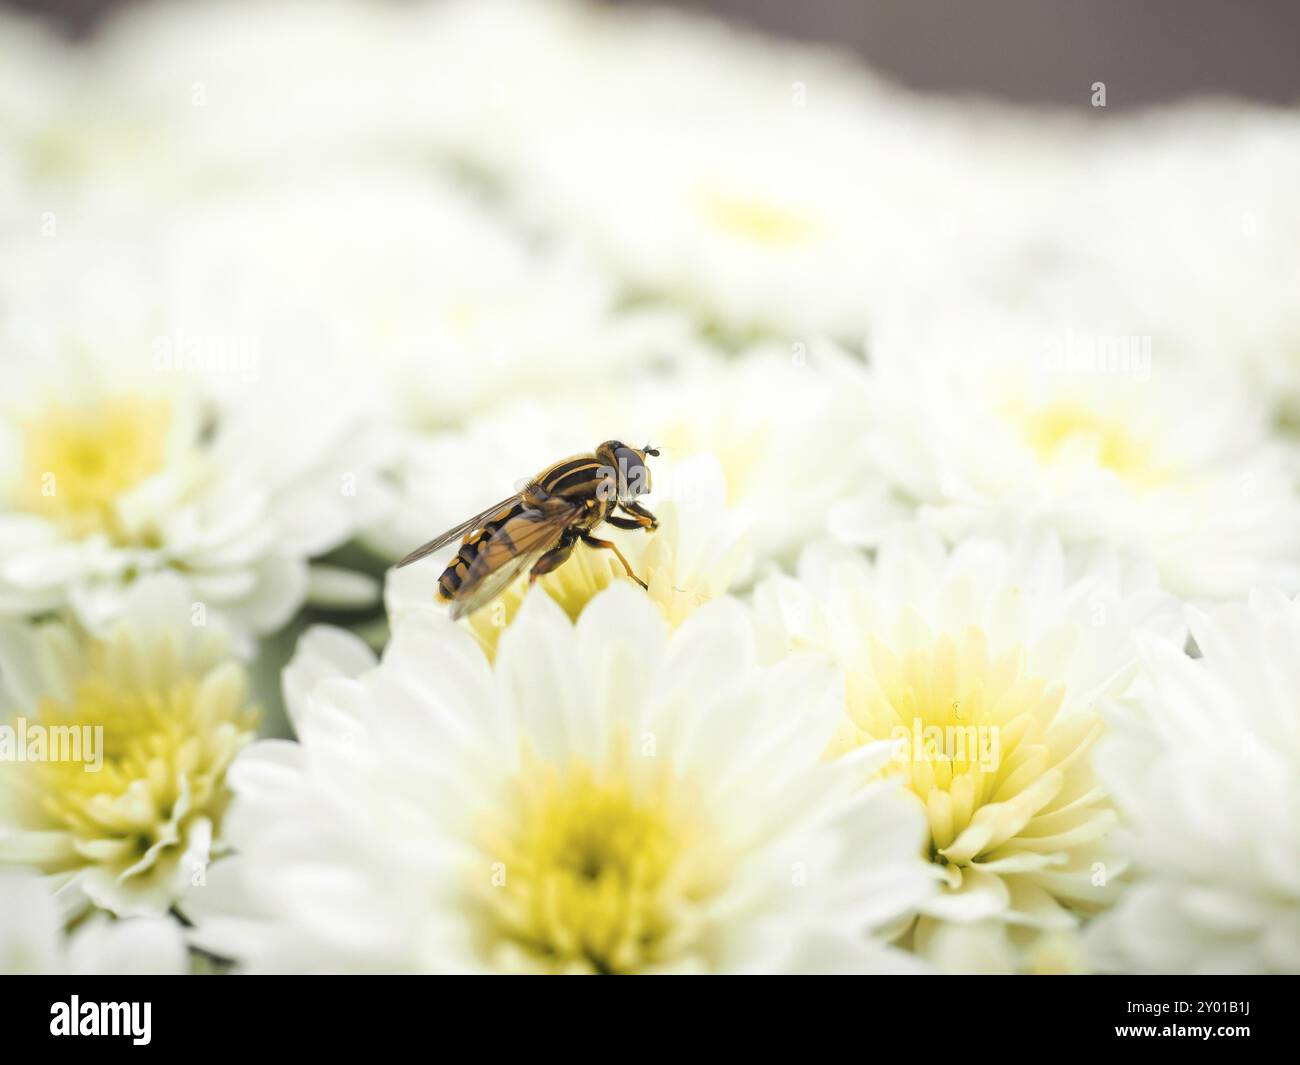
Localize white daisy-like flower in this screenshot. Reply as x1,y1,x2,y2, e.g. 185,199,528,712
0,9,78,236
515,105,893,342
395,0,622,176
0,870,186,975
46,0,598,200
370,344,873,569
421,1,1065,342
1052,106,1300,421
641,348,878,564
0,574,258,918
503,40,965,340
386,455,751,659
914,105,1300,425
55,0,426,193
158,166,701,431
0,310,386,639
1088,591,1300,974
187,586,934,973
834,305,1300,600
0,220,285,412
751,530,1183,955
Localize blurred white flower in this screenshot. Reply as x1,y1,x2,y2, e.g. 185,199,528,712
834,306,1300,600
0,13,78,243
188,586,933,973
0,309,386,639
1057,107,1300,420
0,870,186,975
420,1,1068,342
1088,592,1300,974
164,166,700,431
0,574,257,918
34,0,600,202
641,347,878,564
52,0,425,193
752,530,1183,955
904,104,1300,421
514,103,897,341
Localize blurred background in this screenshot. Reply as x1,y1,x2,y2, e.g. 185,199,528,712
8,0,1300,109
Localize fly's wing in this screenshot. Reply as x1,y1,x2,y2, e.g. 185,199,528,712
448,499,580,620
447,549,540,621
396,494,522,569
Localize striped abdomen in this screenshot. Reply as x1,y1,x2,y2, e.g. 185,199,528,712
436,498,524,602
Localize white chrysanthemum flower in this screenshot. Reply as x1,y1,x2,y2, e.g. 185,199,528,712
386,456,751,658
910,105,1300,425
54,0,427,192
0,315,386,639
1049,107,1300,420
0,870,186,975
0,575,258,918
752,530,1183,955
395,0,621,175
187,586,934,973
419,1,1065,342
641,348,878,563
0,10,79,234
515,107,894,342
155,167,701,431
41,0,591,198
370,344,873,569
4,164,690,422
1088,592,1300,974
834,306,1300,600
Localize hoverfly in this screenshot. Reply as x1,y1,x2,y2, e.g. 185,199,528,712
396,441,660,619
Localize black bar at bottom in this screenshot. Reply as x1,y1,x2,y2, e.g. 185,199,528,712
0,974,1284,1050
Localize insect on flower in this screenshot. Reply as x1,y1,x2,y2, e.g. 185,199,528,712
396,441,660,619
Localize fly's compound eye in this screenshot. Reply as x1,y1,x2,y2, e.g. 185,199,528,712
612,447,651,500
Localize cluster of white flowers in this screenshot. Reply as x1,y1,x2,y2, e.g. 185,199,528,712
1,0,1297,975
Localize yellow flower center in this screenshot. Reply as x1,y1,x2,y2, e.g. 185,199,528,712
461,505,737,659
10,636,257,884
16,395,172,538
460,541,624,659
833,625,1105,884
1011,400,1165,486
697,186,817,246
472,739,728,973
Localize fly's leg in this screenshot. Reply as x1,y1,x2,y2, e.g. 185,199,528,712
529,536,576,584
580,533,648,590
617,501,659,531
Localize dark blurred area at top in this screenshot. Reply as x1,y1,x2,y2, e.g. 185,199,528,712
7,0,1300,111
